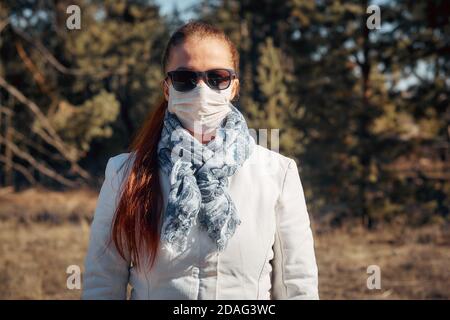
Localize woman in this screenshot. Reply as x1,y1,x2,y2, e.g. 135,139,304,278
82,20,319,300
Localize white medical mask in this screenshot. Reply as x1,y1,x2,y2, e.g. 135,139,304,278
166,81,233,136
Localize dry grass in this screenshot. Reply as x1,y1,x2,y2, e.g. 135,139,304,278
314,224,449,299
0,187,448,300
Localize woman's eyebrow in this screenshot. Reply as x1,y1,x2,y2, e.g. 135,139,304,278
175,67,230,71
176,66,194,71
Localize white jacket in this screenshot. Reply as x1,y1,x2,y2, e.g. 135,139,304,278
82,144,319,300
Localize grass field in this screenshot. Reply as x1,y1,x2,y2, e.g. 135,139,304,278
0,187,448,299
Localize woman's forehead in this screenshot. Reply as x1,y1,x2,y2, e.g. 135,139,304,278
166,37,234,72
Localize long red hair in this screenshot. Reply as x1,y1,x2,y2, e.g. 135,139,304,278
110,20,240,271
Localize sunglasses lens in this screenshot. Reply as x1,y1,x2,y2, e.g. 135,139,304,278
206,69,232,90
170,71,197,92
168,69,234,92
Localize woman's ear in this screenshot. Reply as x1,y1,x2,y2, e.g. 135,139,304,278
231,79,240,101
162,79,169,101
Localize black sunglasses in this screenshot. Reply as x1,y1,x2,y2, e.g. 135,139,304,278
166,68,237,92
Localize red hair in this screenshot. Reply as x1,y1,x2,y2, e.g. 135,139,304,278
110,20,240,271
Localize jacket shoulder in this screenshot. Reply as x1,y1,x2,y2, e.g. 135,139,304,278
104,152,137,192
251,144,296,174
108,151,136,175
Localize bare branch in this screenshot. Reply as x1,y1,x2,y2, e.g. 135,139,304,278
0,134,77,187
0,154,37,184
0,76,90,180
10,127,66,162
0,75,75,157
0,106,13,116
10,25,127,79
0,18,10,33
15,40,53,94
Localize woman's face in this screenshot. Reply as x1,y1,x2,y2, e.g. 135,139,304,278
163,36,239,101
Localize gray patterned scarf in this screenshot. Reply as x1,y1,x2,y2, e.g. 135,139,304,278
157,103,255,253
